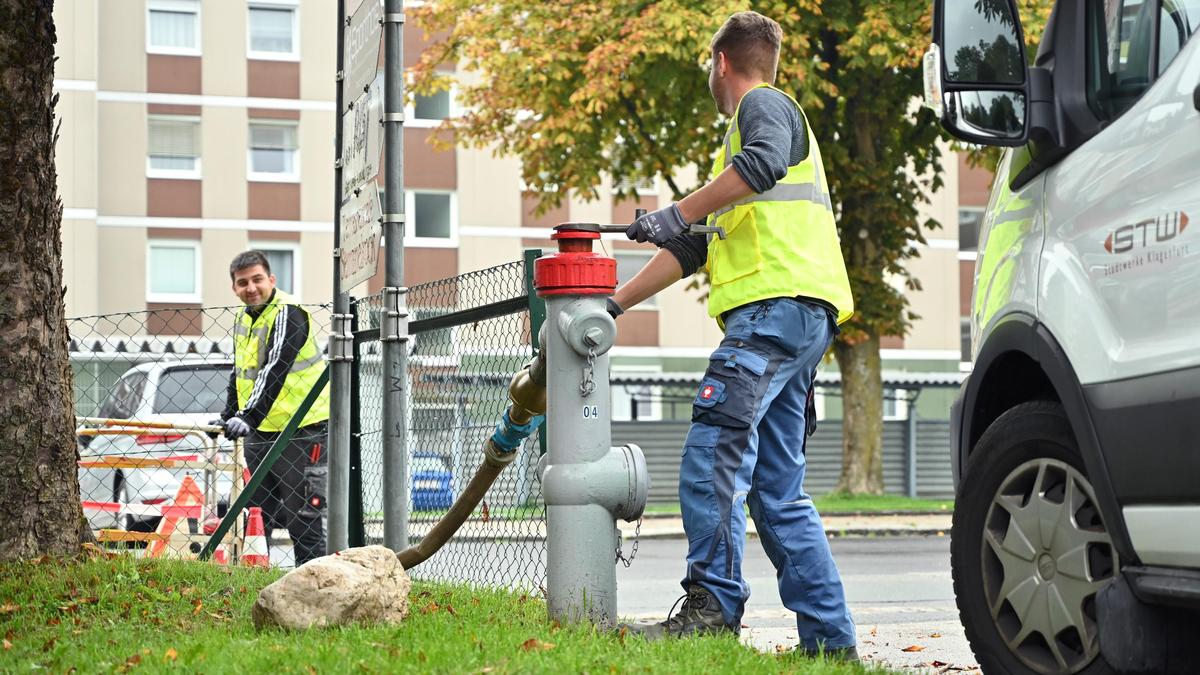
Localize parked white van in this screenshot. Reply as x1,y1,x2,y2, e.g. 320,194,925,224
924,0,1199,672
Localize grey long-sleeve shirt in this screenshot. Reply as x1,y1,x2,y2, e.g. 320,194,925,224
662,87,809,277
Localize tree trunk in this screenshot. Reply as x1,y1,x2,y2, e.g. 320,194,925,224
834,329,885,494
0,0,85,561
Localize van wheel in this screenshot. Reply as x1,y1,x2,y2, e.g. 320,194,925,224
952,401,1118,675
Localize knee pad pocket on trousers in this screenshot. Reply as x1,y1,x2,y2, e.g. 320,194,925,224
297,465,328,519
692,339,770,429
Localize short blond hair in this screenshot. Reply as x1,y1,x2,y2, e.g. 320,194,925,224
711,11,783,82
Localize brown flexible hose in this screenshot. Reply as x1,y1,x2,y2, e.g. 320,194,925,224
394,356,545,570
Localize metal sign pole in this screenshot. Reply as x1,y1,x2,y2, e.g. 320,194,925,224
380,0,410,552
327,0,352,554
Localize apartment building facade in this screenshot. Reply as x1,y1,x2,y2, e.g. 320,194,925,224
53,0,986,414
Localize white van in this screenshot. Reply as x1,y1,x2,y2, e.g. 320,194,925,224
924,1,1199,672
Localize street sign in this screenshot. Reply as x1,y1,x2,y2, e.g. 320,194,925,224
341,73,383,199
339,182,383,290
342,0,383,108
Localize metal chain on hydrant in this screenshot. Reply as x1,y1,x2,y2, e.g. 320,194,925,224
615,517,642,567
579,347,596,396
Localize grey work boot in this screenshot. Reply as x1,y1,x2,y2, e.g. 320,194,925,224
619,585,739,641
795,644,860,662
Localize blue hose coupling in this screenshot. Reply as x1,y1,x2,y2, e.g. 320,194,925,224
490,410,545,453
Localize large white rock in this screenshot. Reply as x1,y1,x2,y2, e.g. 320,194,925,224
252,545,411,631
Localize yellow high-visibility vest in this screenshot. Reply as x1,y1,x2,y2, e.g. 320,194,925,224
234,289,330,432
705,84,854,326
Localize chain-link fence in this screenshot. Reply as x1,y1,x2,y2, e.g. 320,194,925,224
353,256,547,591
67,255,549,592
70,304,332,563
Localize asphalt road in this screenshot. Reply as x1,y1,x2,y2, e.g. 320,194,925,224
617,536,978,672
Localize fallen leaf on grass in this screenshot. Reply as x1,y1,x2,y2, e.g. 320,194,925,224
519,638,555,652
165,648,178,661
82,543,115,559
0,604,19,615
445,604,457,617
192,599,203,615
2,640,11,650
421,602,440,615
901,645,926,652
774,644,788,653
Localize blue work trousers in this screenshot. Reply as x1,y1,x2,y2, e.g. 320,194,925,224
680,297,856,650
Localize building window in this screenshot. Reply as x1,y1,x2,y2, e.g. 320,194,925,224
248,121,299,181
147,241,201,303
961,317,973,363
958,207,984,252
252,244,299,298
611,367,663,421
147,115,200,178
414,90,451,121
614,175,658,197
147,0,200,55
405,191,457,243
883,388,910,421
248,3,298,59
615,252,657,308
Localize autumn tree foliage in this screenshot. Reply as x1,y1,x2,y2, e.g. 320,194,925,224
412,0,1050,493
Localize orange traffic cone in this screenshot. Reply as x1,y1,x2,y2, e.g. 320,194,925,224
242,507,270,568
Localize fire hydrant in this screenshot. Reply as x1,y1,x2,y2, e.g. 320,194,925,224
535,223,649,627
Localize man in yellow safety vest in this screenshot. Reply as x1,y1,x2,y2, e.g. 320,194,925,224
215,250,330,566
614,11,858,660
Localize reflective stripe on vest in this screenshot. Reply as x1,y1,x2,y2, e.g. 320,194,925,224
235,352,326,381
704,84,854,326
234,289,330,432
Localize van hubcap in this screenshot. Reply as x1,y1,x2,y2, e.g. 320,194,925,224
982,458,1117,674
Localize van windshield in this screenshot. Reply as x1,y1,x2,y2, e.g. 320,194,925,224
153,366,231,415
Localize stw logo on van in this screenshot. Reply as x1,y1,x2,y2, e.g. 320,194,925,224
1104,211,1189,254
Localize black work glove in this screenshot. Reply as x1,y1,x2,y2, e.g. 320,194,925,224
625,203,688,245
205,418,224,440
606,297,624,320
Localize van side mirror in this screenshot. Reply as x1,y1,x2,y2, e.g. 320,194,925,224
923,0,1031,146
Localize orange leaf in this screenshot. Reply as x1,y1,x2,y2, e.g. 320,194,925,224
192,600,203,616
520,638,555,652
165,648,178,661
0,604,17,615
901,645,926,652
929,633,942,638
2,640,11,650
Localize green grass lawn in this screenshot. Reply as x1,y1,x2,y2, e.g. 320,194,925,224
0,549,894,674
642,494,952,517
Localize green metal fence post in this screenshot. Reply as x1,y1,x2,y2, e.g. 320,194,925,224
524,248,547,456
199,368,330,561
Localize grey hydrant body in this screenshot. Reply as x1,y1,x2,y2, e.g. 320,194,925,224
540,272,649,627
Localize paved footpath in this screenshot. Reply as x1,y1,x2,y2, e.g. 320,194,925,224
617,535,979,674
621,511,954,539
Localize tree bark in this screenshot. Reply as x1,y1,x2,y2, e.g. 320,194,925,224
0,0,85,561
834,329,885,494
